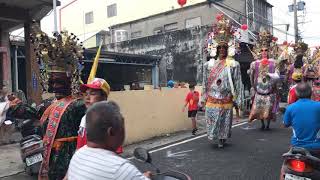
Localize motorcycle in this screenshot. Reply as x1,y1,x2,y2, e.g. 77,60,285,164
280,147,320,180
13,118,44,176
133,147,192,180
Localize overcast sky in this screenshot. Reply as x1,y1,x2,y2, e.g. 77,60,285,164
11,0,320,47
268,0,320,47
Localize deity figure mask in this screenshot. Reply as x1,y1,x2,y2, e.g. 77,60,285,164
261,48,268,59
218,45,228,60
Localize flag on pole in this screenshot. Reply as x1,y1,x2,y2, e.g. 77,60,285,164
87,42,103,83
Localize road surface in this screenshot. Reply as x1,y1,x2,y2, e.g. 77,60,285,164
3,119,292,180
132,120,291,180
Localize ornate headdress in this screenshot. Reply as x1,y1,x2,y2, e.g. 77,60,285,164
252,29,279,59
205,14,239,58
278,41,291,62
291,41,309,75
293,41,308,56
30,22,85,95
312,47,320,62
303,47,320,79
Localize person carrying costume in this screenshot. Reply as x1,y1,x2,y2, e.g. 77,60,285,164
306,47,320,101
277,41,294,102
291,41,309,81
76,52,123,153
201,14,243,148
249,30,280,130
288,72,303,104
29,22,87,180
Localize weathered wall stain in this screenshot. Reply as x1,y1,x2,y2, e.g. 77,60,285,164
106,26,211,86
106,26,254,88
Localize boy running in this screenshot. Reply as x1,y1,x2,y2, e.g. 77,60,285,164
183,84,200,135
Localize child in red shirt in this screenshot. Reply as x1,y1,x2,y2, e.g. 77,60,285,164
288,73,302,104
183,84,200,135
77,78,123,154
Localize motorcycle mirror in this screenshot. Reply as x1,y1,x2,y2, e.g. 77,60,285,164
4,120,13,125
133,147,152,163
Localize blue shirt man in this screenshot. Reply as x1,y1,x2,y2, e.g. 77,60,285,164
283,82,320,150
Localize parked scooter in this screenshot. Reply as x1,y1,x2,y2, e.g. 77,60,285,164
133,147,192,180
280,147,320,180
14,118,44,176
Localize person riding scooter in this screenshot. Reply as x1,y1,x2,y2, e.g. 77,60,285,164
283,82,320,155
281,82,320,180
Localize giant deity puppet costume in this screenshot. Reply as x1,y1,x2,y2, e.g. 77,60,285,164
29,22,87,180
202,14,243,148
290,42,309,81
304,47,320,101
249,30,280,130
276,41,295,102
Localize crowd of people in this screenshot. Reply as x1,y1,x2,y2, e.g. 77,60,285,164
201,14,320,153
0,14,319,180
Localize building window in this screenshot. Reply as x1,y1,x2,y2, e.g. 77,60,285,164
107,4,117,18
185,17,201,28
85,11,94,24
96,33,106,46
153,27,163,35
115,30,128,42
164,22,178,32
131,31,142,39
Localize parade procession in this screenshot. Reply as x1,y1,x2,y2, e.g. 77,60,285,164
0,0,320,180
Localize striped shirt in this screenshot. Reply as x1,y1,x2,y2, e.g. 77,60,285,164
68,146,150,180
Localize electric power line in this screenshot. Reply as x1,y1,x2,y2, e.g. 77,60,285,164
213,1,295,37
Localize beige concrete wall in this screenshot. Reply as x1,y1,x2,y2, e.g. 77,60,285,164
41,86,203,145
108,87,199,145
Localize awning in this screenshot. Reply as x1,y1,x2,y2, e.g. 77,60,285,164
84,49,161,66
0,0,59,31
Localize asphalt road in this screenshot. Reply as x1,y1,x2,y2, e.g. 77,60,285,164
3,118,292,180
132,119,292,180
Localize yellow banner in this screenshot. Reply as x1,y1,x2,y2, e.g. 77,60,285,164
87,42,103,83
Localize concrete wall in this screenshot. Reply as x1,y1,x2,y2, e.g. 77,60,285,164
108,87,201,145
104,1,250,86
106,26,210,86
60,0,207,41
112,0,246,39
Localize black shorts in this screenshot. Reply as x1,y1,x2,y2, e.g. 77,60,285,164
188,110,197,118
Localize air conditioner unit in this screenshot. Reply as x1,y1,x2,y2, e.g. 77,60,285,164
114,30,128,42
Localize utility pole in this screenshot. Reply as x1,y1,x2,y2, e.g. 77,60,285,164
53,0,58,33
293,0,299,43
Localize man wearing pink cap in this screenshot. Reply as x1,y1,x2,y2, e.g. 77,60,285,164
76,78,123,154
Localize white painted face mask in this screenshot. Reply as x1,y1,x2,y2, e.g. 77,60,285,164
210,48,217,57
228,46,236,57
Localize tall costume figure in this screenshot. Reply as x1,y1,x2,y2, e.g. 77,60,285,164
249,30,279,130
292,42,309,80
277,41,294,102
30,23,86,180
202,14,243,148
305,47,320,101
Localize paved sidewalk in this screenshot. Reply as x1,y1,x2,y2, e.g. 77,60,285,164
0,143,25,178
